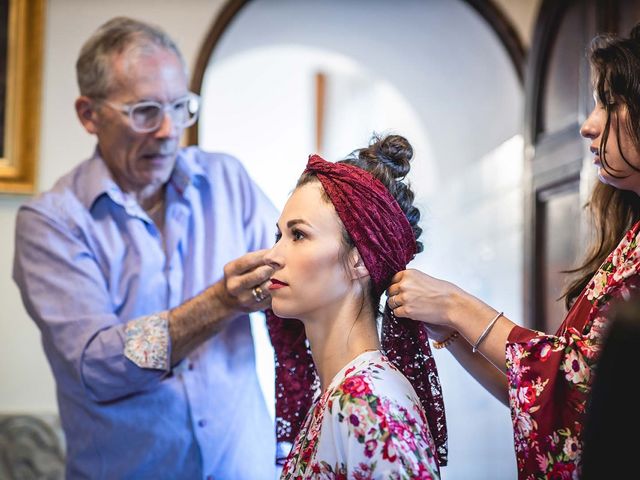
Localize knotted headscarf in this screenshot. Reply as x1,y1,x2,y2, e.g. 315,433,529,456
267,154,448,466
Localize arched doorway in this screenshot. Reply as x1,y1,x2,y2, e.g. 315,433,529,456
191,2,525,478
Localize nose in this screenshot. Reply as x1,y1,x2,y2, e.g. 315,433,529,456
580,107,601,140
154,110,180,139
263,243,283,271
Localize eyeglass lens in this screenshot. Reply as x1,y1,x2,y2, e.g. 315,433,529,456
131,96,199,131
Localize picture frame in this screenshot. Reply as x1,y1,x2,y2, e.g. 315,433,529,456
0,0,45,194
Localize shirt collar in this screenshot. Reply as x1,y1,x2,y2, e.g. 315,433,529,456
170,148,207,196
77,146,207,211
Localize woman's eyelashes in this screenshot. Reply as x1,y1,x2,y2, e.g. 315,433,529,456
291,228,305,241
273,227,306,245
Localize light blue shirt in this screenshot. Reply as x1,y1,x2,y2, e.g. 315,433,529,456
13,147,278,480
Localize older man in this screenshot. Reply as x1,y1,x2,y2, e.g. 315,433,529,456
13,17,277,479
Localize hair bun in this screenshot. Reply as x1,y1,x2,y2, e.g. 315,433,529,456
338,133,423,253
374,134,413,179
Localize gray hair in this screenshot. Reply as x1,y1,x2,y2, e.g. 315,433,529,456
76,16,187,98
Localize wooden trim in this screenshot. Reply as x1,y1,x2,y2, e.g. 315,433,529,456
523,0,571,147
0,0,46,194
522,0,572,328
314,72,326,154
533,175,581,331
187,0,250,146
522,0,621,327
463,0,526,84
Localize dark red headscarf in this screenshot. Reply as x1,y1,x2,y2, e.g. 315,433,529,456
267,154,448,466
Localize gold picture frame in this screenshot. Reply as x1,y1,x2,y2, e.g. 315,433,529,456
0,0,45,194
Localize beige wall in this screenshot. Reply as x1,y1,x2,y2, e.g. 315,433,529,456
494,0,541,48
0,0,223,413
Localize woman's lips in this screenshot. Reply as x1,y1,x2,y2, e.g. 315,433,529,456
268,278,288,290
590,146,601,166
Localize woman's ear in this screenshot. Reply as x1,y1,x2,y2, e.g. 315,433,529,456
348,248,370,280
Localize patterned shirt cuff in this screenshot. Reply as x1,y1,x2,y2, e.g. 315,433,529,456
124,312,170,370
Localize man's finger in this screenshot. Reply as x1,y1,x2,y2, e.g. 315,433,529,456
228,249,270,275
228,265,274,294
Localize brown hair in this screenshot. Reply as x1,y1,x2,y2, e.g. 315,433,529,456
563,24,640,307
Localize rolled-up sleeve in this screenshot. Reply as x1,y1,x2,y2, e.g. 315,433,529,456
13,205,170,403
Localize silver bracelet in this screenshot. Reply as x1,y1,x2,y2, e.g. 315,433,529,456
472,311,504,353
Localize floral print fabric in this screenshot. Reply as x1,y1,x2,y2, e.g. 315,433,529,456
124,312,170,370
281,350,440,479
506,221,640,479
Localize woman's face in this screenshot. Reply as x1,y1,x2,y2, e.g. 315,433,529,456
264,182,355,321
581,93,640,195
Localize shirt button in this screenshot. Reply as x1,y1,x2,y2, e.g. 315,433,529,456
198,419,207,428
206,476,214,480
188,363,194,371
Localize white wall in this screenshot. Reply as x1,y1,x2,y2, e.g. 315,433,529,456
0,0,223,413
200,45,435,210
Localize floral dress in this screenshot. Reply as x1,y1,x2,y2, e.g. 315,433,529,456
280,350,440,479
506,221,640,479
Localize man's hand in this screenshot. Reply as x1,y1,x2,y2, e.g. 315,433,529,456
218,249,274,313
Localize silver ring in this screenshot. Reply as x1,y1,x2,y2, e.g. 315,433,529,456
252,285,266,303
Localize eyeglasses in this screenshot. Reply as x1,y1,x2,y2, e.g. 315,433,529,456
101,92,200,133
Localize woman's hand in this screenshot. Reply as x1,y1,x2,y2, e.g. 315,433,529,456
386,269,468,328
388,269,516,373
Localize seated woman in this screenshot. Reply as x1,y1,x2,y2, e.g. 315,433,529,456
265,135,446,478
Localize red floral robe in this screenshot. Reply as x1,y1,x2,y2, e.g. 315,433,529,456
506,221,640,479
281,350,439,479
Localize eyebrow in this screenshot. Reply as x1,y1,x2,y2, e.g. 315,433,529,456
286,218,311,228
275,218,311,230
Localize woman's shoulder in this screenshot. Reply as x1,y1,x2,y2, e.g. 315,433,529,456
328,351,425,418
